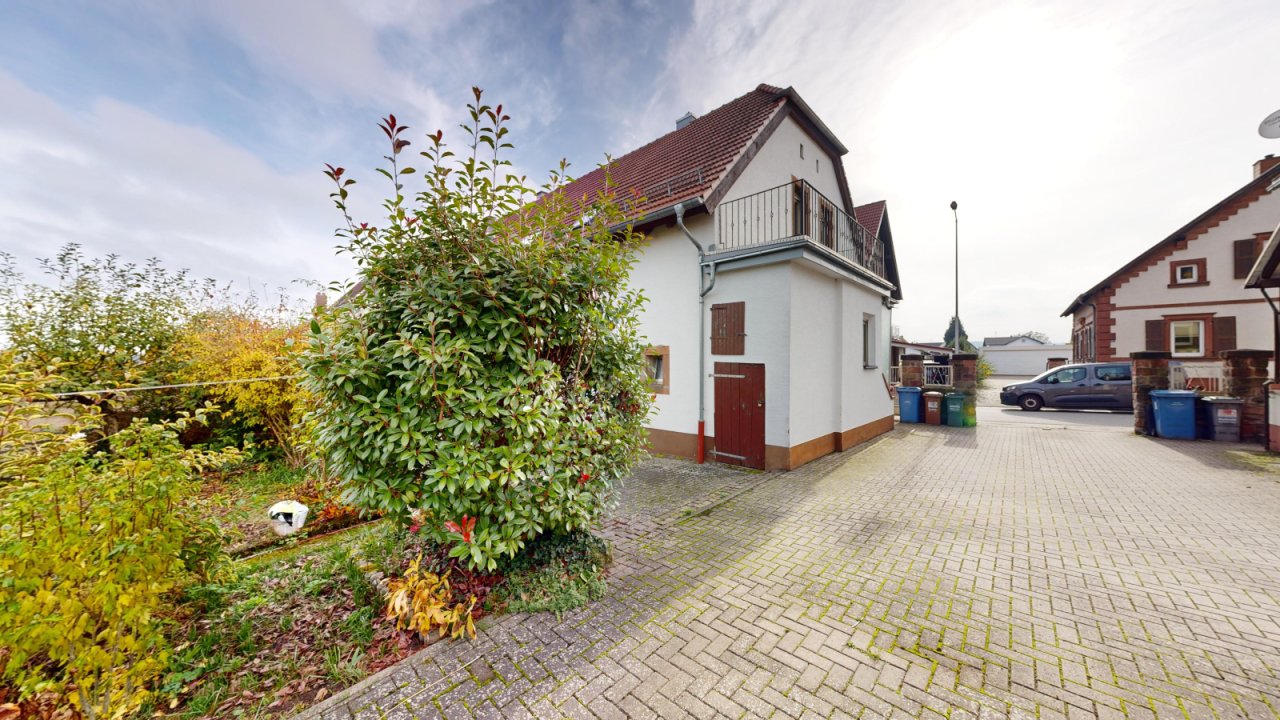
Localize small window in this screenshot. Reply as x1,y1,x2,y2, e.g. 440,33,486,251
1169,258,1207,287
1095,365,1131,382
643,346,669,394
862,314,877,368
1171,320,1204,357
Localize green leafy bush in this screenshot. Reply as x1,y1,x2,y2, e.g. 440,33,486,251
489,531,611,615
0,356,235,719
300,90,651,570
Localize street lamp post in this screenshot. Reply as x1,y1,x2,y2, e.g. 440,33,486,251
951,201,959,353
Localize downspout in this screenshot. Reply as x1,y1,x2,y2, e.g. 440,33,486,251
1086,301,1098,362
675,202,715,463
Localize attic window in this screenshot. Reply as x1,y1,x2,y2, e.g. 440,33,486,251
1168,259,1207,287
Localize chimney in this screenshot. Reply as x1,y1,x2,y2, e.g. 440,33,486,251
675,112,696,130
314,292,328,310
1254,154,1280,178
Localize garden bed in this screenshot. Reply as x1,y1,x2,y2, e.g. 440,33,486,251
195,461,365,557
152,523,610,720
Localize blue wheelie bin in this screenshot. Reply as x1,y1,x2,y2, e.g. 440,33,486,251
1149,389,1199,440
898,387,923,423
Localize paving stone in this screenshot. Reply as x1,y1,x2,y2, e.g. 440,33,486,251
289,428,1280,719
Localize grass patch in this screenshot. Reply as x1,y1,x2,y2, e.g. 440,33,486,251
1226,449,1280,476
488,531,611,616
195,460,365,555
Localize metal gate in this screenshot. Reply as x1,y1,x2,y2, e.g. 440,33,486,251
713,362,766,469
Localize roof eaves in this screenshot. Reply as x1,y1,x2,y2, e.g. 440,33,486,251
777,86,848,155
1062,162,1280,316
703,102,788,213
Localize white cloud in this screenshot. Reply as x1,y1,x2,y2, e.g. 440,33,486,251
0,70,353,296
645,0,1280,343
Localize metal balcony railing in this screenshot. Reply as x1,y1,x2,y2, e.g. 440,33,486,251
715,180,886,279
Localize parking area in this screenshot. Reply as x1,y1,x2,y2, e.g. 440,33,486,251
301,422,1280,720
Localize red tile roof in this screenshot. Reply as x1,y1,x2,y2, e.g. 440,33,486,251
854,200,886,237
554,84,788,220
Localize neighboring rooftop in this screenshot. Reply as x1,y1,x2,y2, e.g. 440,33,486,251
854,200,887,237
1062,156,1280,316
982,335,1046,347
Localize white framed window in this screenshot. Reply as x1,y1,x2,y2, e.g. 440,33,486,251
1174,264,1198,283
1170,320,1204,357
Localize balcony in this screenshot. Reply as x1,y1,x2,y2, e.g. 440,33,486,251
714,180,887,280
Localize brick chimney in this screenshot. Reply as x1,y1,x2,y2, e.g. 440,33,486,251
1254,154,1280,178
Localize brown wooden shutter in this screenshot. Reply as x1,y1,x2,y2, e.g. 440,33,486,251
1234,238,1257,279
1145,319,1167,351
711,302,745,355
1213,316,1237,354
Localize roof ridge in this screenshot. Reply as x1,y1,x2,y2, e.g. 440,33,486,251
1062,161,1280,316
569,85,782,187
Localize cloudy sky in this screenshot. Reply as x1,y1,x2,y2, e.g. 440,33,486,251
2,0,1279,343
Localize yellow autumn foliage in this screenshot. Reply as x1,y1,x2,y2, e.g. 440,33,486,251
179,309,308,466
384,555,477,641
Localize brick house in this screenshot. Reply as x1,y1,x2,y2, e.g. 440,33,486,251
1062,156,1280,365
553,84,903,470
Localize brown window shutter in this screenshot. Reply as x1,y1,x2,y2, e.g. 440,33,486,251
711,301,745,355
1234,238,1257,279
1145,319,1167,351
1212,316,1237,354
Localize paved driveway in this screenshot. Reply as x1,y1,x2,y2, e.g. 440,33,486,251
301,424,1280,720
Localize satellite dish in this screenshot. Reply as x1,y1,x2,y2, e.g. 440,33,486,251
1261,108,1280,139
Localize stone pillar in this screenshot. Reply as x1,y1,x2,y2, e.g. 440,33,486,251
1131,351,1170,436
952,353,978,396
900,354,924,388
1222,349,1272,443
1046,357,1067,370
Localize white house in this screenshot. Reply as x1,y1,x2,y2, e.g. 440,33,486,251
980,335,1072,375
1063,156,1280,367
555,84,903,470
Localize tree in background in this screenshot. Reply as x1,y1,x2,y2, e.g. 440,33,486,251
942,315,977,352
178,304,308,466
1011,330,1051,343
0,245,219,395
301,91,652,570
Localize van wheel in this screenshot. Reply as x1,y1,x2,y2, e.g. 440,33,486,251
1019,395,1044,411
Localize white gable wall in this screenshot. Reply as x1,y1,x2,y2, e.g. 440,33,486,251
718,114,847,211
1109,189,1280,358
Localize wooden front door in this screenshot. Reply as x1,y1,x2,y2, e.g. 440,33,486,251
713,362,766,469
